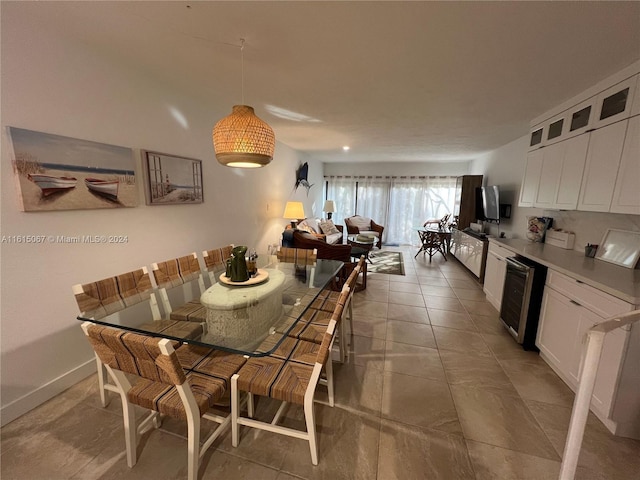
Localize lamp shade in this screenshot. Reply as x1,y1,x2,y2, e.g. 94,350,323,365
283,201,305,220
323,200,336,213
213,105,275,168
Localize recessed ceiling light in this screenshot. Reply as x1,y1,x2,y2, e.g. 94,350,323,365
343,146,350,151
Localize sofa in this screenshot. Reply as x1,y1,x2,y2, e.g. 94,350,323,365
290,230,352,262
344,215,384,249
293,217,344,245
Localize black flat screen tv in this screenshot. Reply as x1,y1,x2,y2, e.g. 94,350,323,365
481,185,500,223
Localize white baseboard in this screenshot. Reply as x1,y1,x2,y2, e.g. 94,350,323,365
1,359,96,427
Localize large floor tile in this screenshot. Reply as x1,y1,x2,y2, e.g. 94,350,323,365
423,295,466,312
2,403,124,480
355,285,390,303
386,304,430,324
388,282,422,294
470,312,505,335
351,314,387,340
439,350,519,396
454,287,489,301
323,361,383,417
386,319,436,348
352,299,388,318
388,291,425,307
447,278,482,290
450,385,559,460
428,309,478,331
460,298,499,316
419,285,457,298
500,358,575,407
432,326,493,356
481,331,543,362
378,419,475,479
525,400,640,480
384,341,445,381
349,334,386,370
388,274,419,284
418,276,451,287
279,405,380,480
466,440,561,480
200,451,280,480
381,371,462,435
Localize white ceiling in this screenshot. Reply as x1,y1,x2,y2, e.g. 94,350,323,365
4,1,640,163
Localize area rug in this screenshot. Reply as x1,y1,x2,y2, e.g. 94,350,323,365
368,251,405,276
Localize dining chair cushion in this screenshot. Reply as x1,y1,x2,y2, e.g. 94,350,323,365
175,344,214,370
128,372,226,420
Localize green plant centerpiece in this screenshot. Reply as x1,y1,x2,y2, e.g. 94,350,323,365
229,245,250,282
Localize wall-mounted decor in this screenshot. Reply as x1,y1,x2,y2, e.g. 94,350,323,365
143,151,203,205
8,127,137,211
295,162,313,195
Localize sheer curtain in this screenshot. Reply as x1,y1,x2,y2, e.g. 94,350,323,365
325,176,356,227
356,176,390,239
325,175,457,246
386,176,457,245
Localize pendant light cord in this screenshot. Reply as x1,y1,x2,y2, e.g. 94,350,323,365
240,38,245,105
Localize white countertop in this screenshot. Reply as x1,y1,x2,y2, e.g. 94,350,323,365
491,238,640,305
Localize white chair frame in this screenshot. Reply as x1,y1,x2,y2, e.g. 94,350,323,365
81,322,231,480
231,319,337,465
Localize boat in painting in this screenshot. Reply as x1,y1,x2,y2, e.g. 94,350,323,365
27,174,77,196
85,178,119,200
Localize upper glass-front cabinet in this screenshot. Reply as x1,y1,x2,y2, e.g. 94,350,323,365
529,126,544,150
594,75,637,129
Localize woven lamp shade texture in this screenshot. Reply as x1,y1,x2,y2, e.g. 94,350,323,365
213,105,275,168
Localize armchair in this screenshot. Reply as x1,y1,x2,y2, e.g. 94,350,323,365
344,215,384,249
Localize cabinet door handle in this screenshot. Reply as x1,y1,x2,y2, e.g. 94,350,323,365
570,299,582,307
575,279,584,284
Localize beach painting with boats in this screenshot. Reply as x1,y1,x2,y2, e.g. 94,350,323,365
8,127,137,211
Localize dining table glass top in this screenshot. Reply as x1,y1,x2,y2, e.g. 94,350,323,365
77,255,344,357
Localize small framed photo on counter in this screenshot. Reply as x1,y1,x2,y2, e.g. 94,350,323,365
595,229,640,269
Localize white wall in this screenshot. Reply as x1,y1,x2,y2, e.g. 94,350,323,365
470,136,640,249
0,14,319,424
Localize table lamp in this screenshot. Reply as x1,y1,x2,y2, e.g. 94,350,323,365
283,201,305,228
323,200,336,219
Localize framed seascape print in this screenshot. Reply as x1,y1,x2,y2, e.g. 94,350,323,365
143,151,203,205
8,127,137,211
595,229,640,269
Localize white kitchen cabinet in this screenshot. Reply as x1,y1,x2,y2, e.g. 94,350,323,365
631,75,640,117
594,75,637,129
451,229,488,280
536,270,634,428
610,115,640,214
518,149,544,207
534,142,564,209
534,133,590,210
483,242,510,310
554,133,590,210
577,120,628,212
538,287,580,369
528,124,544,151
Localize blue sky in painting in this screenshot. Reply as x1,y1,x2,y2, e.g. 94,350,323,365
8,127,134,171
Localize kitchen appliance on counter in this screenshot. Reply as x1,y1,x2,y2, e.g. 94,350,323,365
500,255,547,350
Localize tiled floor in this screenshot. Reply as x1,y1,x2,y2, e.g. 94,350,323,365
2,246,640,479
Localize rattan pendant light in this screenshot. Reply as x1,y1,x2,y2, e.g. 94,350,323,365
213,39,275,168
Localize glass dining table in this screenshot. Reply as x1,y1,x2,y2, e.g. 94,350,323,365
77,255,344,357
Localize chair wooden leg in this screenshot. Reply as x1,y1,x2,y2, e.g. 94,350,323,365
231,374,240,447
107,368,137,468
247,392,255,418
95,356,108,407
186,414,200,480
325,359,335,407
304,396,319,465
